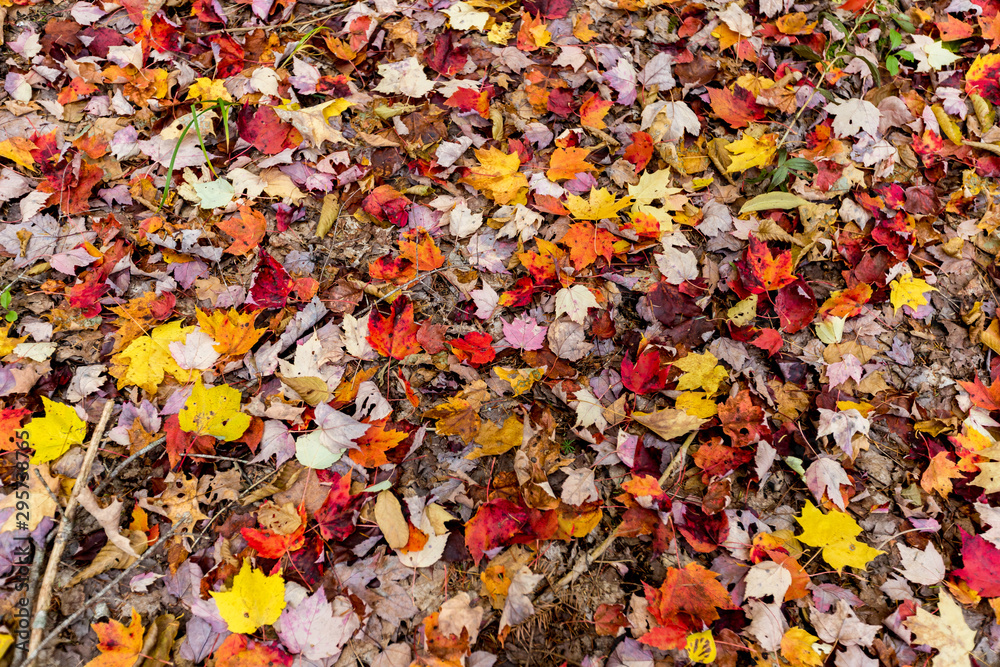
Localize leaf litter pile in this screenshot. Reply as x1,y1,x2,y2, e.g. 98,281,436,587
11,0,1000,665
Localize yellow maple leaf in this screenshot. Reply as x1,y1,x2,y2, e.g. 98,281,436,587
565,187,632,220
488,21,514,44
424,396,481,443
676,391,718,419
110,321,197,394
196,308,266,357
0,137,37,172
674,352,729,395
725,134,777,173
460,147,528,204
185,77,233,103
0,323,26,356
780,627,823,667
25,397,87,464
466,416,523,459
494,367,544,396
795,501,883,570
890,273,937,313
971,461,1000,494
179,378,251,441
211,560,286,634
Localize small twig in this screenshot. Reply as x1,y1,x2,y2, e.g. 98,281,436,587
542,525,622,598
93,437,165,496
192,3,351,37
658,430,699,487
26,401,115,659
355,266,449,319
774,0,876,151
17,515,189,667
11,532,49,665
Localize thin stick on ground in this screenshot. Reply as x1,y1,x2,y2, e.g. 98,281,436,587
658,430,699,488
26,401,115,659
93,437,165,496
17,515,189,667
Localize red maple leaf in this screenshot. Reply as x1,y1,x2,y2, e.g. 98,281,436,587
362,185,411,227
314,472,360,541
164,415,216,468
775,278,817,334
247,250,292,311
465,498,529,564
953,529,1000,596
241,504,307,559
367,295,421,360
621,348,669,395
450,331,496,367
237,106,299,155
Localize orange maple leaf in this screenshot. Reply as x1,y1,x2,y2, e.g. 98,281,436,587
217,205,267,256
960,376,1000,411
367,296,421,360
981,15,1000,50
399,228,445,272
196,308,266,357
643,563,735,643
819,283,872,318
86,609,144,667
212,634,293,667
921,451,963,498
580,93,614,130
547,147,597,181
0,407,30,452
349,420,408,467
560,221,616,271
741,234,797,293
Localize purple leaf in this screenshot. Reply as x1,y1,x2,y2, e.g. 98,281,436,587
502,316,547,351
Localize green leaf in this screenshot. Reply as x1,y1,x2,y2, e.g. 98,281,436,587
6,312,17,323
792,44,823,62
855,55,882,87
822,13,848,36
784,158,818,173
769,166,788,189
739,192,809,214
886,55,900,76
889,29,902,49
892,13,915,33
